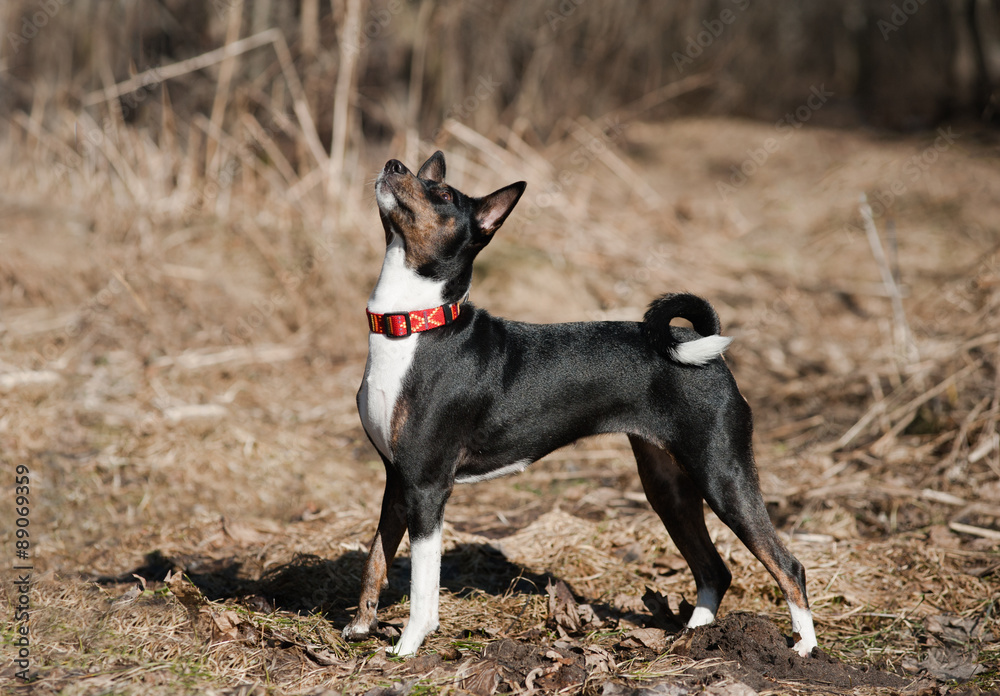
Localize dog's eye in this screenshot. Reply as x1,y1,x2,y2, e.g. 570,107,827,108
439,190,452,202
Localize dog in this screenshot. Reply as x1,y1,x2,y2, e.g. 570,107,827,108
342,151,817,658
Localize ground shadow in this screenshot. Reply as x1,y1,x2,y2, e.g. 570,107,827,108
93,542,567,630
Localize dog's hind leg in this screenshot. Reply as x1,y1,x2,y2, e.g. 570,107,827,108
343,464,408,642
629,435,732,628
677,433,817,657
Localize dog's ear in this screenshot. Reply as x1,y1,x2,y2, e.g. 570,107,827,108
474,182,526,236
417,150,446,182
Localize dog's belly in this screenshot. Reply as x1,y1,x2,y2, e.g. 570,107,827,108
358,333,419,460
454,457,532,484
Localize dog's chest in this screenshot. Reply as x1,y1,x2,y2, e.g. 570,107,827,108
358,333,419,460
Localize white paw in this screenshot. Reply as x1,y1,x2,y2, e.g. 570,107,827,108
341,621,372,642
793,637,817,658
389,620,438,657
686,606,716,628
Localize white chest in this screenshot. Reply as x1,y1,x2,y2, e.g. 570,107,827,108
358,234,447,461
358,333,419,460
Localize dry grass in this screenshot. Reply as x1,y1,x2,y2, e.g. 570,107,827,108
2,8,1000,691
3,109,999,694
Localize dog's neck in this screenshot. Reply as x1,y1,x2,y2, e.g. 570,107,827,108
367,234,452,315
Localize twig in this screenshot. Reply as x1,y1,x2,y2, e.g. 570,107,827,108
949,522,1000,542
859,194,918,363
830,360,982,452
75,110,145,200
191,113,287,200
441,120,523,180
239,112,299,185
301,0,319,57
870,359,985,454
572,117,661,209
10,111,79,164
326,0,364,227
827,400,887,452
605,73,715,124
763,414,826,441
82,29,282,106
206,0,245,174
152,342,305,371
919,489,967,506
82,28,327,169
940,395,992,471
405,0,435,166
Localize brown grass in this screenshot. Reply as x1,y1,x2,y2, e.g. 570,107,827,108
3,109,1000,693
2,4,1000,694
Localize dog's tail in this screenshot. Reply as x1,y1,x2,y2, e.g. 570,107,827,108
642,293,733,366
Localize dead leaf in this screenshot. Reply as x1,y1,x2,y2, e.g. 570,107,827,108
535,661,587,692
611,593,647,614
544,649,574,665
303,643,344,667
912,647,986,682
437,645,461,660
576,602,605,629
460,659,502,696
669,630,694,656
165,570,206,610
525,664,559,694
545,579,604,635
547,580,582,634
211,610,242,641
925,614,993,645
584,645,616,674
620,628,667,652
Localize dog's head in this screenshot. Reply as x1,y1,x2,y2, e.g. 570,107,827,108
375,151,525,283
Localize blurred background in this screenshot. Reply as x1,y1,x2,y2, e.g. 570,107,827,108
2,2,1000,693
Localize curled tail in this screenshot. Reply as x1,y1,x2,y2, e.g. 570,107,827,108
642,293,733,366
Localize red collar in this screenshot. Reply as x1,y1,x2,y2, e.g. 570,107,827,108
367,302,461,338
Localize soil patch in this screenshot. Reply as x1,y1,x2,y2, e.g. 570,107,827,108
677,612,907,692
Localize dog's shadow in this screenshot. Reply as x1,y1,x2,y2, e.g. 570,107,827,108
98,543,563,630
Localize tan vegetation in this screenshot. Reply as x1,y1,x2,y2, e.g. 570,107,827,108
1,1,999,694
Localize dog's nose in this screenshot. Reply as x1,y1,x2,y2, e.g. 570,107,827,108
385,159,407,175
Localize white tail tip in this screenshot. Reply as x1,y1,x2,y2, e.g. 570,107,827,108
670,335,733,366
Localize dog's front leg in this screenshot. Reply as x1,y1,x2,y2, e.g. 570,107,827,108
390,482,452,657
343,466,407,642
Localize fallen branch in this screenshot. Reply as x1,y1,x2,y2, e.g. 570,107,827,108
948,522,1000,541
152,342,305,371
82,28,327,168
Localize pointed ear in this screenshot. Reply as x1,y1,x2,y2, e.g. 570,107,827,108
417,150,446,182
475,182,526,236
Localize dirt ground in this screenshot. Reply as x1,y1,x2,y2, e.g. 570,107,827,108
2,116,999,695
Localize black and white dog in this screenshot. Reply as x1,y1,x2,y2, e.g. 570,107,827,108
342,151,817,658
